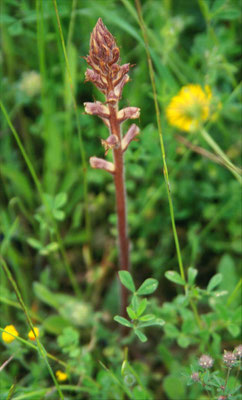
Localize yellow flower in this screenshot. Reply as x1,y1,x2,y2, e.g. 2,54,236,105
166,84,212,132
28,327,39,341
2,325,19,344
56,370,68,382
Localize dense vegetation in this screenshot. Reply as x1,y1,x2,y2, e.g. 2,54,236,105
1,0,241,399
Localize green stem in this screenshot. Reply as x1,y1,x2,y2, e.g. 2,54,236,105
224,367,231,391
135,0,185,283
201,128,242,183
0,326,100,389
67,0,77,49
52,0,91,245
227,278,242,306
135,0,205,329
189,298,203,329
0,258,64,399
0,101,80,297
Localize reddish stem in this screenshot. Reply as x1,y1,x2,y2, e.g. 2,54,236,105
109,103,129,317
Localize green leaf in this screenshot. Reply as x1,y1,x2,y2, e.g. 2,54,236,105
8,21,23,36
131,294,139,313
138,318,165,328
114,315,133,328
132,385,150,400
53,209,65,221
164,323,179,338
126,306,137,320
39,242,58,255
227,324,240,338
165,271,185,285
163,375,186,400
207,273,223,291
54,192,67,209
136,278,158,295
33,282,59,309
188,267,198,285
134,329,147,342
43,315,71,335
177,335,190,348
118,271,135,293
139,314,155,321
137,298,148,317
27,238,42,250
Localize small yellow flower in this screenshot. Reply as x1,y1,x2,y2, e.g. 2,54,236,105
56,370,68,382
2,325,19,344
28,327,39,341
166,84,212,132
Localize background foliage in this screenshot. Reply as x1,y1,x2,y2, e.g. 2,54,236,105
0,0,241,399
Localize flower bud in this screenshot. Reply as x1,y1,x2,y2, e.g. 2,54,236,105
234,344,242,359
198,354,214,369
118,107,140,123
101,135,119,155
84,101,110,119
191,372,199,382
90,157,115,174
122,124,140,152
223,351,237,367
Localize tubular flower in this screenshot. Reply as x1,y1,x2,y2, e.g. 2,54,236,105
56,370,68,382
28,327,39,341
166,84,212,132
84,18,140,171
2,325,19,344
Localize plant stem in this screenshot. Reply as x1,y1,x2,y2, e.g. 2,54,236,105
201,128,242,183
135,0,204,330
189,298,203,329
134,0,185,283
108,104,129,317
227,278,242,306
224,367,231,391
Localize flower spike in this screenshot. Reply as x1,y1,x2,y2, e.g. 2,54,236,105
84,18,140,317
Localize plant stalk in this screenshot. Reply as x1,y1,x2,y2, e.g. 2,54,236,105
83,19,139,318
109,104,129,317
201,128,241,183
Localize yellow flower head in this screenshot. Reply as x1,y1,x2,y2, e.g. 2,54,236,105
28,327,39,341
56,370,68,382
166,84,212,132
2,325,19,344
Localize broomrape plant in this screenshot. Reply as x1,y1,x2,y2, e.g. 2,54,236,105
84,18,141,317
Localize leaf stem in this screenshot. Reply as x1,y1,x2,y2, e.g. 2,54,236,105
135,0,204,330
227,278,242,306
134,0,185,283
201,128,241,183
